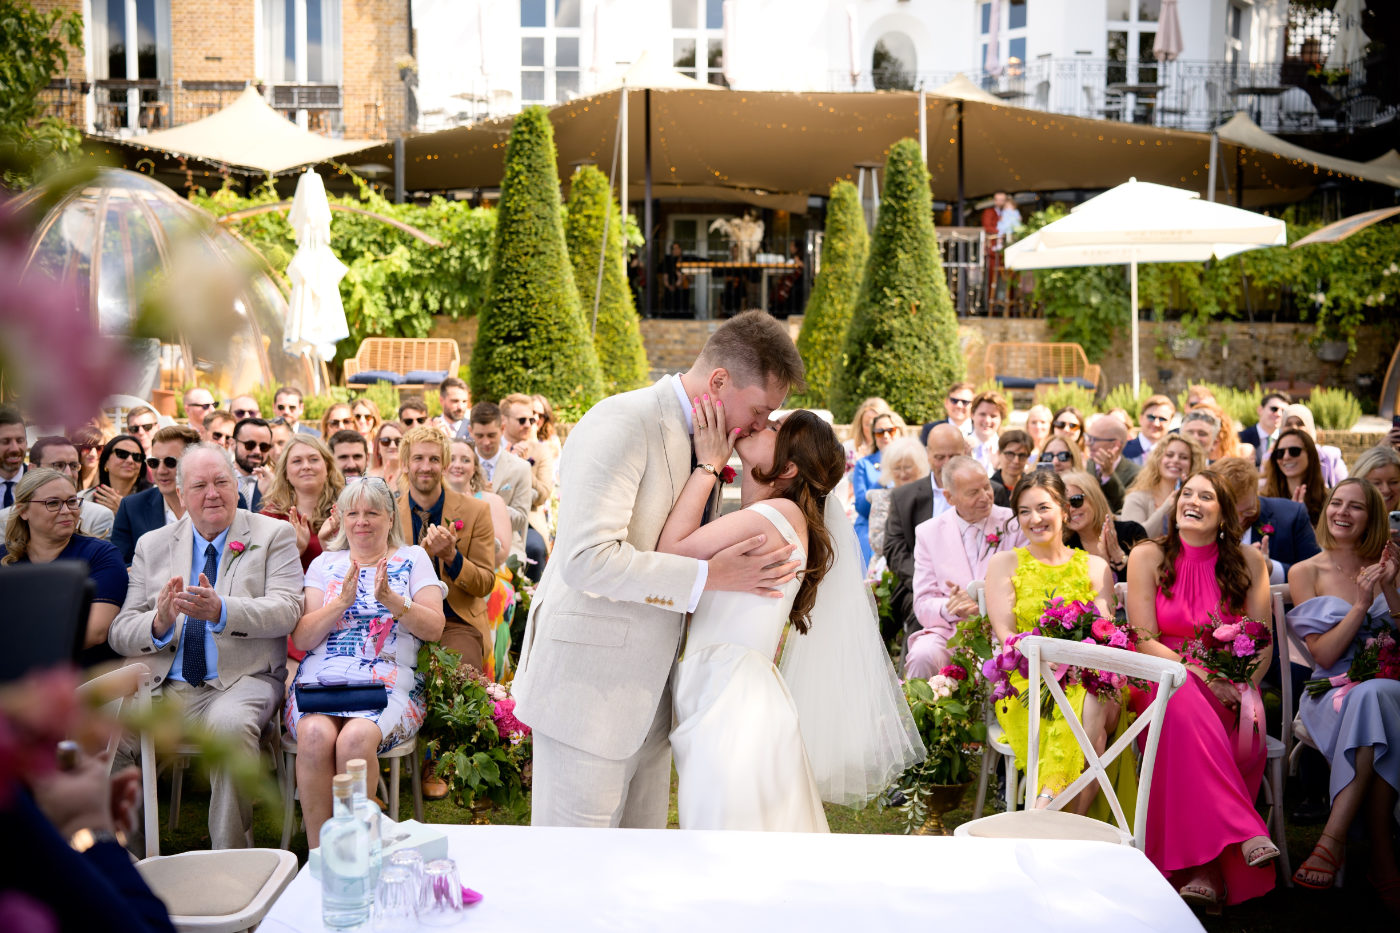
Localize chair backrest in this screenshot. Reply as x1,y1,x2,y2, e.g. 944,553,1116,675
77,663,160,858
0,562,92,684
1271,582,1310,762
1113,581,1128,614
1019,635,1187,849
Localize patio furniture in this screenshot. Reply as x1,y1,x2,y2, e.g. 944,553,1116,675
137,849,298,933
983,342,1101,395
343,337,461,391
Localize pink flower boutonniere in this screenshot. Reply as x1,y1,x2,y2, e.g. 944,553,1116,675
720,465,737,484
452,520,464,532
226,540,259,566
980,521,1011,561
1254,522,1275,539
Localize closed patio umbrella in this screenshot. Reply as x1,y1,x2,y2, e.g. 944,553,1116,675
1326,0,1367,71
284,169,349,367
1153,0,1184,62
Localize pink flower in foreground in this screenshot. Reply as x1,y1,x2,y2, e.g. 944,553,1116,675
228,540,246,553
1108,629,1130,649
1232,633,1257,658
938,664,967,681
1091,617,1118,641
1213,623,1241,643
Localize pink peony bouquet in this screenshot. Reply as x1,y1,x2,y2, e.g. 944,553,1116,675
1305,628,1400,709
1181,611,1273,685
490,695,531,745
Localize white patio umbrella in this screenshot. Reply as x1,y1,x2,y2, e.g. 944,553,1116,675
984,0,1003,77
1005,179,1287,391
1153,0,1184,62
284,168,350,366
1326,0,1367,72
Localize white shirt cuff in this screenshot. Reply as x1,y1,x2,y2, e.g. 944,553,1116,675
1268,558,1286,585
686,561,708,612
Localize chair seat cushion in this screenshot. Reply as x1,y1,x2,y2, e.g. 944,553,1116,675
348,370,406,386
138,850,281,916
996,375,1096,390
958,807,1128,845
403,369,451,385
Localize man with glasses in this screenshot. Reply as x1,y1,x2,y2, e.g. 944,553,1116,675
0,436,115,538
435,377,471,437
919,381,976,444
111,425,201,564
125,405,161,456
1083,413,1138,514
1240,391,1290,467
398,399,430,429
229,395,262,421
0,406,28,509
232,417,273,511
273,387,319,438
1124,395,1176,465
268,419,294,466
329,429,369,478
466,402,534,572
203,410,237,450
499,393,554,581
183,387,217,431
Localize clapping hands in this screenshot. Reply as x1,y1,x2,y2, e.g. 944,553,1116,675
317,505,342,550
421,522,457,561
944,582,978,620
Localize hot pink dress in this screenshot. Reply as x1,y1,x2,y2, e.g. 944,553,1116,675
1145,540,1273,905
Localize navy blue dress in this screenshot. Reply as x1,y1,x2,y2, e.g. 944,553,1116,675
0,535,128,667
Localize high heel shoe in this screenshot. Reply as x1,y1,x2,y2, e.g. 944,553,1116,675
1293,833,1344,890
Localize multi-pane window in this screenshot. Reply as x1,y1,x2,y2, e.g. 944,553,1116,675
520,0,581,104
90,0,171,130
261,0,342,84
1106,0,1159,85
979,0,1028,77
671,0,726,86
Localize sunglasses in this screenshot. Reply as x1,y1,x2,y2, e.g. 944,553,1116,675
1265,405,1286,414
146,456,179,470
43,460,81,472
35,496,81,513
1053,420,1080,431
1000,450,1030,461
1067,493,1086,508
401,416,427,426
1274,445,1306,459
241,440,273,453
110,448,142,462
275,403,299,412
326,418,353,428
1143,413,1170,424
1040,451,1073,463
515,416,537,426
872,427,899,438
211,431,231,442
232,409,259,418
947,397,973,407
129,422,157,433
354,413,377,423
185,401,213,410
379,436,401,447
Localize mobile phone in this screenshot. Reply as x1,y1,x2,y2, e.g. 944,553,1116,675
1390,511,1400,536
1392,415,1400,430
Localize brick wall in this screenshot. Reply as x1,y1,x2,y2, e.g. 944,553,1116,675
29,0,85,84
170,0,256,126
340,0,409,139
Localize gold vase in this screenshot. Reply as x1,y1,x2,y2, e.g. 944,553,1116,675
912,782,971,836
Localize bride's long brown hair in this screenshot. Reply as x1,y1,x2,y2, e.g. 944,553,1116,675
749,411,846,633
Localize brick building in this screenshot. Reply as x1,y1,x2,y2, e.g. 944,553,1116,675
34,0,412,142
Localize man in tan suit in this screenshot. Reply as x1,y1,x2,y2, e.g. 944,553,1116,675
513,311,806,828
110,443,303,849
468,401,533,561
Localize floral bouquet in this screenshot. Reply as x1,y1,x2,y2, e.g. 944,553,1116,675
1305,628,1400,711
1181,611,1272,753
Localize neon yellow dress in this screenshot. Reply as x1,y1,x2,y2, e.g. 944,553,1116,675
993,548,1137,823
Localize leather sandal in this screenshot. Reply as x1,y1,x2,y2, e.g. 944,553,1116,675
1242,835,1281,868
1293,834,1344,890
1178,882,1223,916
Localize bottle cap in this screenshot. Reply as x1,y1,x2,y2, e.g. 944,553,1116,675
333,774,353,798
346,758,367,776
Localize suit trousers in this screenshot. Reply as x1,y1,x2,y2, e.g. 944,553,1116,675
529,677,673,828
119,675,280,850
440,618,485,671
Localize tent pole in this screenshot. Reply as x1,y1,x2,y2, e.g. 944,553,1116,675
1207,132,1217,202
393,137,405,204
620,82,628,228
1130,259,1140,393
955,101,966,226
644,88,655,319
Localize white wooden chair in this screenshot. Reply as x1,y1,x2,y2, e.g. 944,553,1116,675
279,730,423,849
77,662,160,858
966,581,1026,818
956,635,1187,848
135,848,298,933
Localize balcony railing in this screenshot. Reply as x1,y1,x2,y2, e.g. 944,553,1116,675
830,57,1391,135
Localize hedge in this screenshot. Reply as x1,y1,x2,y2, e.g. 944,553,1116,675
795,179,868,408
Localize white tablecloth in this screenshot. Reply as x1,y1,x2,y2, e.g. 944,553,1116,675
260,825,1204,933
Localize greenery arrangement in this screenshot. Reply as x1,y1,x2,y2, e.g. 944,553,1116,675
1033,380,1098,419
0,1,84,187
563,165,649,395
794,180,868,408
1174,381,1263,428
471,106,602,410
832,139,963,422
1307,386,1364,431
1100,381,1158,420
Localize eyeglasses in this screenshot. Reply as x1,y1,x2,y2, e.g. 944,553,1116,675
1085,434,1116,447
232,409,258,418
145,456,179,470
241,440,273,453
515,416,537,426
110,448,142,462
379,436,401,447
35,496,81,513
129,422,157,433
1067,494,1086,508
1000,450,1030,462
354,413,376,423
401,416,427,426
1040,451,1073,463
43,460,81,472
1053,420,1080,432
327,418,353,428
872,427,899,438
1143,413,1170,424
947,397,973,407
1274,445,1306,459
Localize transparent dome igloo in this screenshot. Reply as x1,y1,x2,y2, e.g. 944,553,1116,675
17,168,310,399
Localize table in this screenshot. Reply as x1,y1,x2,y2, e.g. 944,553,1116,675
259,825,1205,932
1234,85,1288,124
677,261,799,318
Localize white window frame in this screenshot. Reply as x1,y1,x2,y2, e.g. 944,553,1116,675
670,0,725,86
520,0,582,105
1105,0,1159,85
979,0,1029,79
88,0,172,131
261,0,342,86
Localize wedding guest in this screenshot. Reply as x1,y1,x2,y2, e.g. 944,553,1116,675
532,394,562,466
500,393,554,572
273,387,318,437
1084,413,1138,513
232,417,273,511
1186,384,1216,409
124,406,159,457
1287,480,1400,904
259,435,345,573
967,391,1008,476
351,397,382,441
986,470,1122,816
397,398,429,429
369,421,404,487
268,419,294,466
1061,469,1146,584
111,426,201,565
868,436,928,563
1051,406,1086,450
1106,408,1136,439
182,387,217,432
853,411,903,567
287,476,445,846
228,395,262,421
1121,434,1206,535
79,435,149,518
1262,428,1327,524
1024,404,1052,457
907,456,1025,677
1240,392,1289,466
318,403,355,440
0,436,114,539
1193,400,1251,463
73,425,105,490
1282,404,1348,487
919,384,975,444
1124,395,1176,465
1213,456,1319,581
1352,445,1400,527
1179,410,1221,462
109,443,303,850
1127,468,1277,910
435,377,471,437
1036,435,1083,475
990,429,1032,494
849,397,893,461
329,429,369,479
446,438,512,568
0,468,127,666
203,410,236,452
468,402,535,571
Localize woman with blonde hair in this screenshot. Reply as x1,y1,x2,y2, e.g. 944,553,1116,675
260,435,346,571
1122,434,1206,534
319,403,355,439
868,435,929,562
446,438,512,568
369,420,404,487
853,410,905,567
1061,469,1146,583
1035,434,1084,475
1352,445,1400,524
1024,404,1053,457
847,397,893,462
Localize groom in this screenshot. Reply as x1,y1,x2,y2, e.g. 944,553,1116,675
513,310,806,828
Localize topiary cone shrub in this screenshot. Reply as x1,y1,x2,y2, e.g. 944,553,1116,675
831,138,963,423
795,179,868,408
471,106,602,408
564,165,649,395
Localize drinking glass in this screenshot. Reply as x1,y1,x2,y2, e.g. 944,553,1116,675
418,858,465,926
385,850,425,895
372,866,417,933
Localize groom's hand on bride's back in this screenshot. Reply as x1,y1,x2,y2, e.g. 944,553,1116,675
705,534,801,598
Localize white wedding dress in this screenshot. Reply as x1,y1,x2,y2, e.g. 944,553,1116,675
670,502,830,832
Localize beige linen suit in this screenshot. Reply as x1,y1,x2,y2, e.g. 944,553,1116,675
512,376,701,827
489,449,534,557
109,510,303,848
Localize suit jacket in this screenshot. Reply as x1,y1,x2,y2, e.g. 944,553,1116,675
882,479,936,629
912,506,1026,633
108,510,303,691
294,423,321,438
513,375,701,759
1255,496,1320,576
397,486,497,644
1239,424,1267,466
112,487,252,563
1123,436,1149,465
488,450,533,555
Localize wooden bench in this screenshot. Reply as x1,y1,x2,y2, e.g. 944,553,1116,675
343,338,461,393
983,342,1101,396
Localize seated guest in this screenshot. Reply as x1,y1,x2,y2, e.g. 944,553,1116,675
203,410,236,451
1352,446,1400,540
124,406,160,456
1262,427,1326,525
182,387,217,432
268,419,294,466
435,377,471,437
79,435,150,518
369,420,404,487
1036,434,1083,476
1186,384,1216,409
532,394,562,468
1282,404,1348,487
73,425,105,490
1023,404,1052,457
1127,468,1277,910
868,436,928,564
990,429,1032,494
0,406,29,506
273,386,318,437
881,424,967,645
232,417,273,510
1125,395,1176,465
1084,413,1138,513
109,443,303,849
287,476,446,846
848,397,893,471
351,397,381,441
1061,469,1146,583
1179,410,1221,463
907,456,1025,677
111,426,201,565
468,403,537,573
853,411,903,567
1051,405,1086,451
918,383,974,444
500,393,554,577
398,398,430,429
1240,392,1289,466
446,438,513,568
0,468,128,666
1287,480,1400,900
329,429,370,479
967,391,1008,476
0,436,114,539
259,435,345,572
1212,456,1319,582
319,403,355,440
1121,434,1206,535
1193,400,1251,463
1105,408,1136,438
228,396,261,421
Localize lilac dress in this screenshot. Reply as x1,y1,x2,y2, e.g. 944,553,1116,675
1288,595,1400,802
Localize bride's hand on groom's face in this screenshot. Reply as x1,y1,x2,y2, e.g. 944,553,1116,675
693,394,738,471
706,534,802,598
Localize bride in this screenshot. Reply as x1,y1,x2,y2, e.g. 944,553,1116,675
658,399,923,831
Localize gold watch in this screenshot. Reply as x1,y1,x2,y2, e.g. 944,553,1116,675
69,827,119,852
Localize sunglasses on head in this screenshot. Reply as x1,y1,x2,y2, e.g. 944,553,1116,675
110,448,142,462
1040,450,1073,463
241,440,273,453
1053,420,1079,431
401,416,427,426
1067,493,1086,508
232,409,258,418
146,456,179,470
129,422,156,433
1274,445,1305,459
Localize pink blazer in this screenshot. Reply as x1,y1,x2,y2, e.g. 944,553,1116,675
912,505,1025,634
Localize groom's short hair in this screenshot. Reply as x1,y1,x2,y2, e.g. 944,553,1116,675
697,310,806,393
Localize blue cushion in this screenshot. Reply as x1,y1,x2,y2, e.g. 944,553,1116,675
348,370,405,386
995,375,1096,391
996,376,1039,389
403,370,451,385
